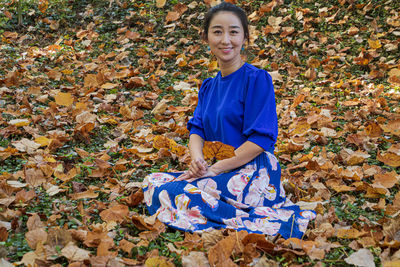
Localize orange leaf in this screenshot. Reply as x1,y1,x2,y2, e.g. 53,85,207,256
336,228,365,239
203,141,235,161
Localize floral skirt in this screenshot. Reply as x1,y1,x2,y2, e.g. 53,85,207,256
142,151,316,239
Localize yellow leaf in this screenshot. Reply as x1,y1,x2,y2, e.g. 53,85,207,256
62,69,74,75
55,92,73,106
145,257,174,267
34,136,51,147
9,119,30,127
45,156,56,163
368,39,382,49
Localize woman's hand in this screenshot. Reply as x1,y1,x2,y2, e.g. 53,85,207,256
188,158,208,177
175,165,219,182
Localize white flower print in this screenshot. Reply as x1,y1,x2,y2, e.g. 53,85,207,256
156,190,207,231
244,167,277,206
223,217,244,229
143,173,176,206
197,178,221,199
300,210,316,220
244,218,280,236
184,184,219,211
266,152,279,171
253,207,294,222
227,168,255,202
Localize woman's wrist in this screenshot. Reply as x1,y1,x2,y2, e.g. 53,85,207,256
209,162,224,175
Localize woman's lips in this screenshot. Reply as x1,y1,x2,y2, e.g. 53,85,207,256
221,48,233,53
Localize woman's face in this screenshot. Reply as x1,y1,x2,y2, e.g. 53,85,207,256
206,11,246,65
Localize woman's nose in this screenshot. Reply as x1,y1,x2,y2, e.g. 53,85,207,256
221,33,230,44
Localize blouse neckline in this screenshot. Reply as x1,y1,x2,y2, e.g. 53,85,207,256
218,62,248,80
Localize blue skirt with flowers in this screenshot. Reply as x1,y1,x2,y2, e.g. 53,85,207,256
142,151,315,239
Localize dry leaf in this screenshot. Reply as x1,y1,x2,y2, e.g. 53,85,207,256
344,248,375,267
61,242,91,261
55,92,74,106
156,0,166,8
203,141,235,161
100,204,129,223
182,251,210,267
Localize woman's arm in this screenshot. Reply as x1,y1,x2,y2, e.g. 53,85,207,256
187,134,207,177
209,140,264,175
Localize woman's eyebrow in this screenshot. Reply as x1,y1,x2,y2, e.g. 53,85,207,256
210,25,241,29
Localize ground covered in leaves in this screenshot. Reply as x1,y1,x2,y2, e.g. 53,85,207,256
0,0,400,266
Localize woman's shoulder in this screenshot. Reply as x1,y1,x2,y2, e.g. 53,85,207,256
243,63,272,81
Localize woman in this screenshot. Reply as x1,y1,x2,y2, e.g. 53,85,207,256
143,2,315,239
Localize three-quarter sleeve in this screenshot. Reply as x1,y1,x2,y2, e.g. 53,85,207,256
187,78,212,140
242,70,278,152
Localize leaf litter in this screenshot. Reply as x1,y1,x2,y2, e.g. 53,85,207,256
0,0,399,266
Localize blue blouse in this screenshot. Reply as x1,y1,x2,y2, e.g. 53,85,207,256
187,63,278,153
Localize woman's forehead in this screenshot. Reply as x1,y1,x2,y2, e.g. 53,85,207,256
209,11,242,27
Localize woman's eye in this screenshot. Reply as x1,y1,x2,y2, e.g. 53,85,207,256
214,30,222,34
231,31,238,34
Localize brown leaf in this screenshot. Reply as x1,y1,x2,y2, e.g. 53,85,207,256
27,213,44,231
100,204,129,223
25,228,47,249
182,251,209,267
202,229,224,250
203,141,235,161
46,228,73,248
242,233,275,254
0,227,9,242
69,189,98,200
24,168,46,187
156,0,166,8
377,150,400,167
61,242,91,261
208,235,237,267
124,189,144,207
119,239,135,256
15,189,36,204
165,11,180,23
373,171,399,189
175,232,203,251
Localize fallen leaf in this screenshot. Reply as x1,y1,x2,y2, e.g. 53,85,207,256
100,204,129,223
55,92,74,106
203,141,235,161
61,242,91,261
182,251,210,267
344,248,375,267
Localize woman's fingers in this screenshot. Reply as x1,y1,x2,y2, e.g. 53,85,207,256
175,171,191,181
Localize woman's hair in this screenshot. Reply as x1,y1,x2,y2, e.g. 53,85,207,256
203,2,250,43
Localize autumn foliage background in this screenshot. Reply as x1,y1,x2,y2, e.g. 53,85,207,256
0,0,400,266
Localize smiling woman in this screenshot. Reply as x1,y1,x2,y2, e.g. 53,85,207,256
142,2,316,239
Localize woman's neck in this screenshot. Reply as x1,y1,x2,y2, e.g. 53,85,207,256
218,57,244,77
